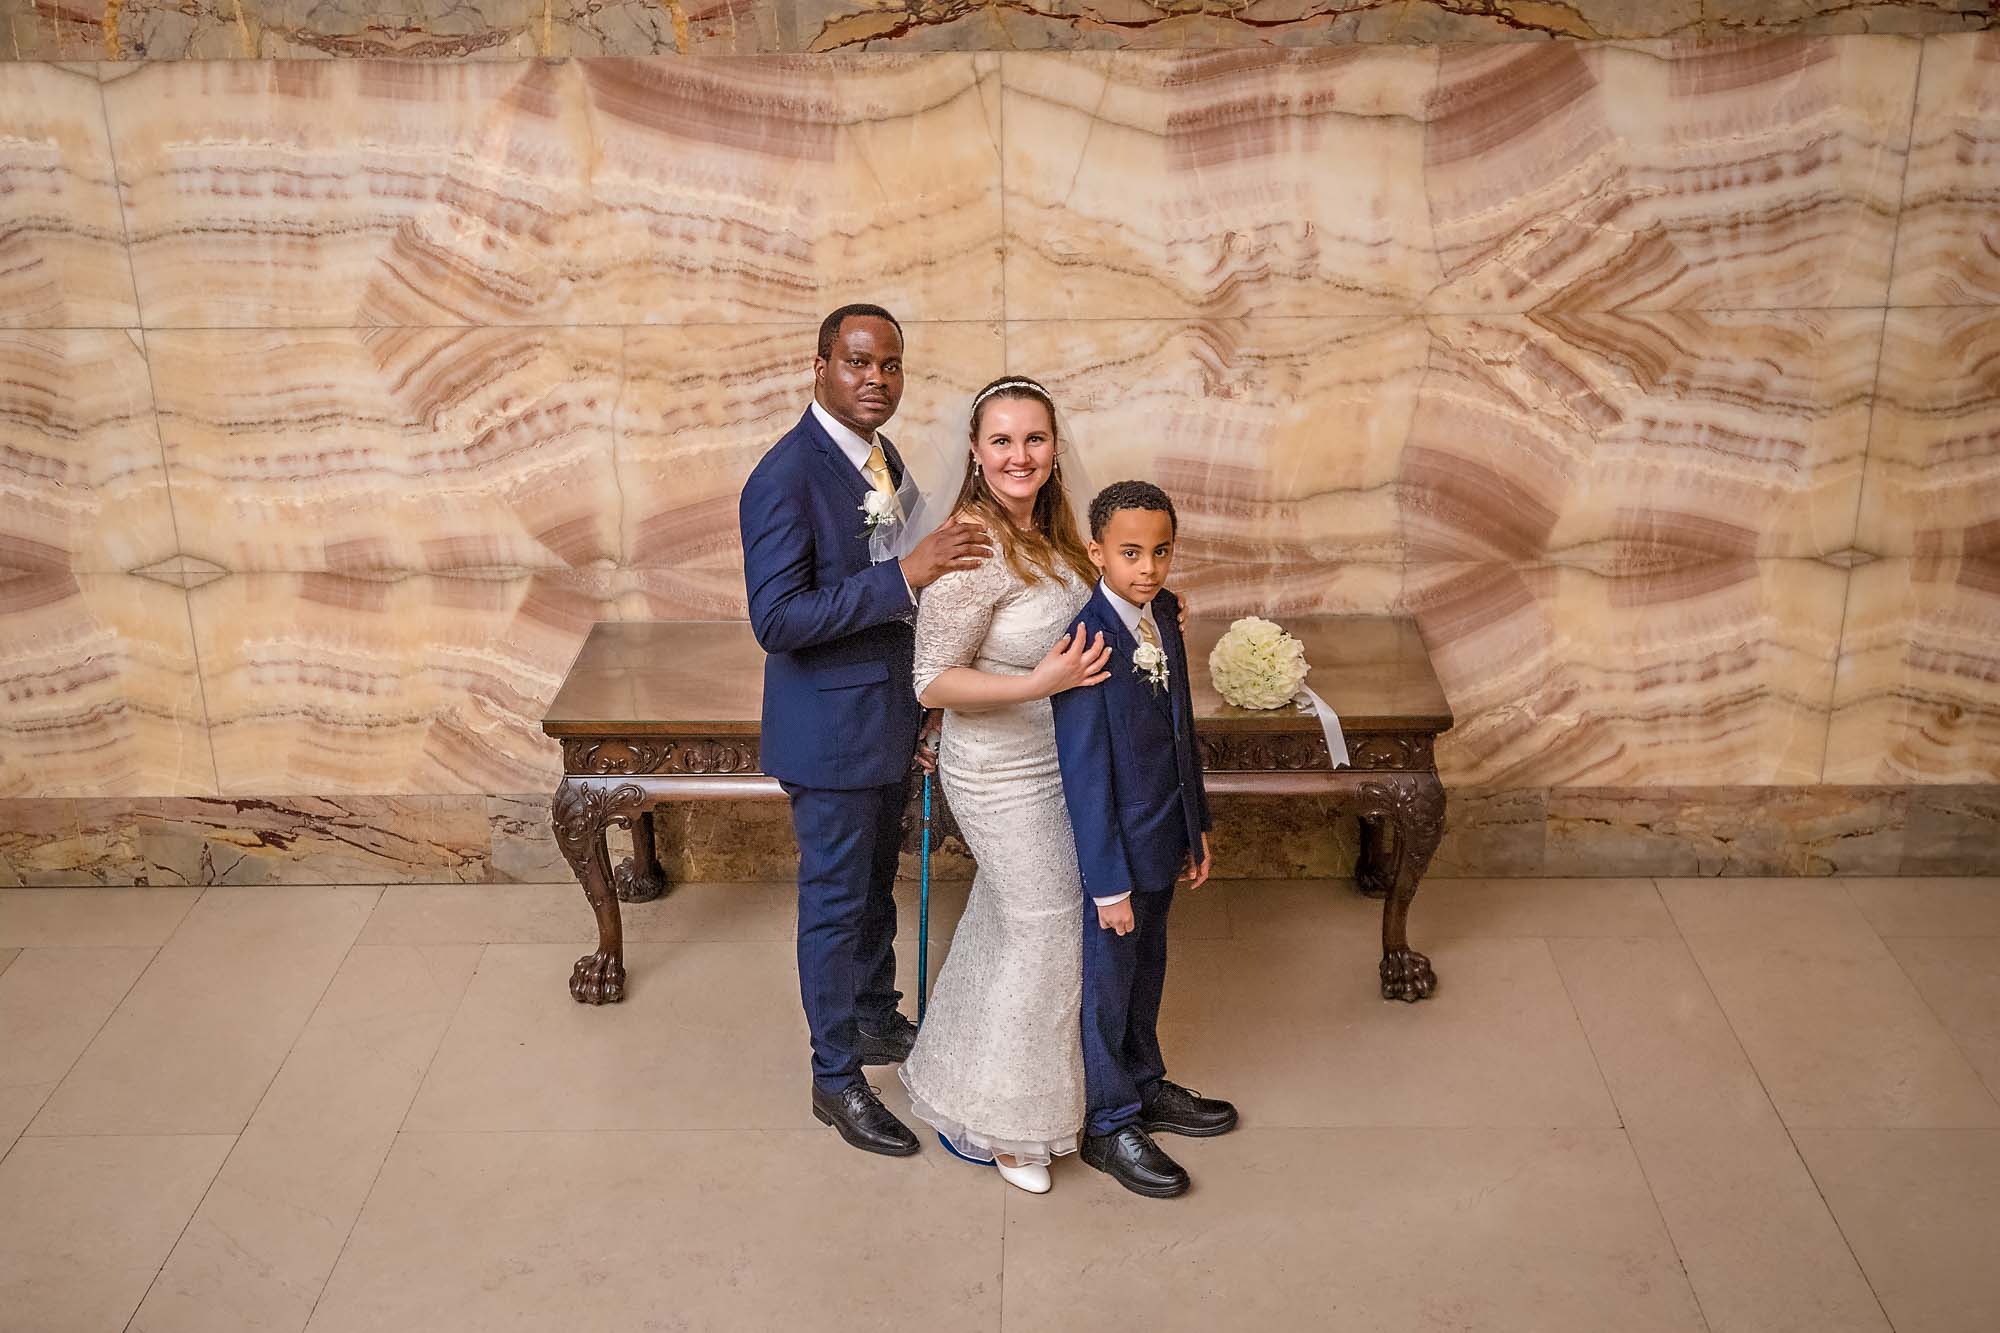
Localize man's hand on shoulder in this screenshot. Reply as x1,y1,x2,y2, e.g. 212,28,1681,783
901,518,994,591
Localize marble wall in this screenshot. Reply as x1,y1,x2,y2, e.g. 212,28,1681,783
5,0,1995,60
2,34,1997,882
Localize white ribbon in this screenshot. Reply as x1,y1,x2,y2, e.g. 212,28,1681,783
1300,685,1351,770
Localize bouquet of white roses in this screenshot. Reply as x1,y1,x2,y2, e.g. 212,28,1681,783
1208,616,1311,710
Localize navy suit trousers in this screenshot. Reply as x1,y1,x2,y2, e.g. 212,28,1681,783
1081,884,1175,1136
783,778,907,1093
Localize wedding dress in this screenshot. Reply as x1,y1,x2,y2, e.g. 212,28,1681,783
900,549,1092,1165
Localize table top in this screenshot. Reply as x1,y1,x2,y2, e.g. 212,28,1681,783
542,617,1452,738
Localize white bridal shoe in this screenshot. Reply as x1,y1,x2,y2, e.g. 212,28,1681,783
995,1158,1051,1194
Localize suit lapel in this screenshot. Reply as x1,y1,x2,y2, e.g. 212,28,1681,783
1161,613,1188,733
799,408,871,511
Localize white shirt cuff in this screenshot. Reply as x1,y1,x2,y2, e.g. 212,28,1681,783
1092,892,1132,908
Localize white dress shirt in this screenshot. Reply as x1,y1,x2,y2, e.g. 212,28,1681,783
1089,580,1165,910
811,399,916,605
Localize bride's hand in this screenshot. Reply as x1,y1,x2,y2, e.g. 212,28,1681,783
1032,625,1111,697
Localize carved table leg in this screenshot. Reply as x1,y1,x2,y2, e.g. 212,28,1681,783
614,809,669,903
553,779,648,1004
1355,771,1445,1003
1355,813,1395,899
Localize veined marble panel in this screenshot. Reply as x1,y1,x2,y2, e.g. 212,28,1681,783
1002,48,1441,320
1543,785,1908,876
189,569,727,795
0,61,137,326
6,0,1996,61
103,59,588,326
1858,306,2000,558
1426,37,1919,312
0,572,217,797
0,330,177,575
619,320,1004,570
1825,556,2000,782
1890,33,2000,305
1402,310,1880,567
1408,559,1846,787
101,54,1004,326
1007,317,1428,569
152,327,622,572
574,55,1002,323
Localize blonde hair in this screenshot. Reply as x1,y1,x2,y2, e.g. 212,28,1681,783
954,376,1095,586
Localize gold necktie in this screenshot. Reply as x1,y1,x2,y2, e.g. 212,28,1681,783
1138,615,1160,650
864,444,902,519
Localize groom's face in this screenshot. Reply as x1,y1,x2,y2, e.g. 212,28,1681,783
814,316,904,439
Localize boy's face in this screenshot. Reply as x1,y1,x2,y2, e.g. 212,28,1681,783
1089,507,1176,607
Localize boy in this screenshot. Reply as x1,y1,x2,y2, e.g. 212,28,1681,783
1052,481,1239,1198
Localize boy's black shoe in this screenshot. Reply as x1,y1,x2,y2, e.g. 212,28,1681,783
811,1083,920,1157
1081,1125,1190,1198
1140,1079,1239,1137
857,1010,919,1064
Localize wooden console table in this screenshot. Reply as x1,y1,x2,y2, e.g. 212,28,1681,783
542,617,1453,1007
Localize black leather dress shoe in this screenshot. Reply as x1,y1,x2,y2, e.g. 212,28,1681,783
856,1010,919,1065
811,1083,921,1157
1080,1125,1189,1198
1140,1079,1239,1138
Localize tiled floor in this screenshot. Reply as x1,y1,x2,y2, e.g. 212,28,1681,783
2,876,1998,1332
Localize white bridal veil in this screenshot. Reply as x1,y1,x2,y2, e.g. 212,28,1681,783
873,381,1097,566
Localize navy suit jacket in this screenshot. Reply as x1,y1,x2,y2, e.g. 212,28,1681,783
1052,585,1212,899
739,408,922,790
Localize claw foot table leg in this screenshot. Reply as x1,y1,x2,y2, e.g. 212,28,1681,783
1356,771,1445,1003
553,779,648,1004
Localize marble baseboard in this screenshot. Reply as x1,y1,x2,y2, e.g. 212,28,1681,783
6,0,1992,62
4,785,1996,886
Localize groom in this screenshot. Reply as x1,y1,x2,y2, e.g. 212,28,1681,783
739,304,991,1157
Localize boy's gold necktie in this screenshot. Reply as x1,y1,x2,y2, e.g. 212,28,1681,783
1139,616,1160,650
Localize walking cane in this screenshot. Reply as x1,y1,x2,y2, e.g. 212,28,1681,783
917,770,934,1024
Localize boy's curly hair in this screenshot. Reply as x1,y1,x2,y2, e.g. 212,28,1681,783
1088,480,1178,540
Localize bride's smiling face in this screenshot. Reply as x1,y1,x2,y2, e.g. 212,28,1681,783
971,397,1056,520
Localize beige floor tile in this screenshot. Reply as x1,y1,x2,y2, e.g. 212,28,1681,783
1669,891,2000,1129
30,887,379,1136
1551,938,1886,1330
304,1130,1003,1333
1551,936,1780,1128
406,941,816,1131
1795,1129,2000,1333
1159,935,1619,1128
0,948,156,1153
358,879,974,948
1629,1122,1890,1333
0,1134,234,1333
1659,878,1882,946
1845,877,2000,937
1216,877,1382,941
1888,937,2000,1102
132,945,482,1333
0,948,16,977
1420,877,1678,937
0,887,201,948
1003,1128,1704,1333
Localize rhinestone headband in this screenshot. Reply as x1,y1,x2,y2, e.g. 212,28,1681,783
971,378,1049,412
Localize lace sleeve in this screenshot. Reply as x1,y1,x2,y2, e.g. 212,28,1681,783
913,552,1012,700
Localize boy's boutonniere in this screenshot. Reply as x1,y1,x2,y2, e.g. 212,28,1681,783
1131,639,1169,692
859,489,900,536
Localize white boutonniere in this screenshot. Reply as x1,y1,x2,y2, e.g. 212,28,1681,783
859,489,900,535
1131,640,1169,692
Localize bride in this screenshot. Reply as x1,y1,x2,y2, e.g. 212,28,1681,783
899,376,1109,1194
